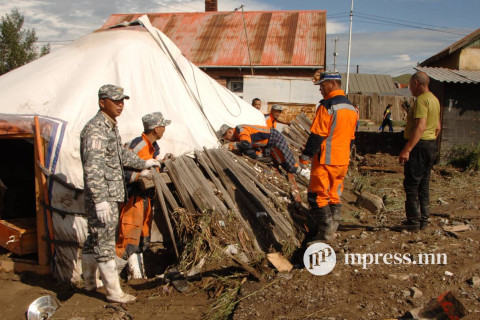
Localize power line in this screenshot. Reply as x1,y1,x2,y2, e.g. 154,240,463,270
328,10,472,36
354,13,471,36
355,11,472,34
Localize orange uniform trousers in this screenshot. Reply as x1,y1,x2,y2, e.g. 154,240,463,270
116,133,157,259
308,164,348,208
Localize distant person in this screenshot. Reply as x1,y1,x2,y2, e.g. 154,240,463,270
80,84,160,303
116,112,171,280
252,98,262,111
265,104,291,129
216,124,310,179
378,104,393,132
299,71,358,242
397,71,441,231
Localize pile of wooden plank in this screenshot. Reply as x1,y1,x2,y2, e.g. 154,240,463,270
282,113,312,149
152,147,307,279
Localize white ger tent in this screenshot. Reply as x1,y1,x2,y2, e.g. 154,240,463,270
0,15,265,281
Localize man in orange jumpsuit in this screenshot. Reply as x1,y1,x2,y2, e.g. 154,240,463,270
217,124,310,179
299,71,358,242
265,104,291,129
116,112,171,279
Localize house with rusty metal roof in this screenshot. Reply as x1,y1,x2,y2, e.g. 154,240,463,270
417,28,480,154
101,2,326,102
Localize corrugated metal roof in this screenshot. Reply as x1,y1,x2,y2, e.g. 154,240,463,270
101,11,326,67
420,28,480,66
415,66,480,84
340,73,398,94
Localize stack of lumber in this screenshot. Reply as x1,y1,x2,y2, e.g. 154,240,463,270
281,113,312,149
154,147,306,279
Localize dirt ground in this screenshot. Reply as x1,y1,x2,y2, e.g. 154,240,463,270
1,149,479,319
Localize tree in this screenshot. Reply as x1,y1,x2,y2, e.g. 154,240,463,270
0,9,50,75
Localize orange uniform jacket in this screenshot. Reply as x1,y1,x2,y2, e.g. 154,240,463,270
301,90,357,165
230,124,271,158
116,133,159,259
265,113,277,129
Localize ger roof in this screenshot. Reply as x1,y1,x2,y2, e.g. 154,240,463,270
415,66,480,84
101,11,326,68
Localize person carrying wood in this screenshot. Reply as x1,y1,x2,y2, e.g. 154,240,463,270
115,112,172,280
80,85,160,304
216,124,310,180
265,104,291,129
299,71,358,242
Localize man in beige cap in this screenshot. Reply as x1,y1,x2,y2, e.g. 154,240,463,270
265,104,291,129
116,112,172,280
80,84,160,303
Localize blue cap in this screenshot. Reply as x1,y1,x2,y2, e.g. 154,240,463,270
314,71,342,85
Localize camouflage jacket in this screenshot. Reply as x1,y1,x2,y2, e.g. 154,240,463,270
80,111,146,204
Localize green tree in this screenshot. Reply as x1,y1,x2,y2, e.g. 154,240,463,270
0,9,50,75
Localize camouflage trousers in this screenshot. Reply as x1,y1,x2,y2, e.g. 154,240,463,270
82,200,120,263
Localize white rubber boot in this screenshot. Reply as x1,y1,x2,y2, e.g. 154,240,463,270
127,253,146,280
97,259,136,303
81,254,103,291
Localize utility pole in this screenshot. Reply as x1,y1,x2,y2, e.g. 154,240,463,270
333,37,339,71
346,0,354,94
235,5,254,75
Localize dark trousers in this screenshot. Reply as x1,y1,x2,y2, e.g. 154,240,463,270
403,139,437,207
379,119,393,132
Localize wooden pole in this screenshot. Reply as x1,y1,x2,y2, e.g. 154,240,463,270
34,116,54,261
151,168,179,259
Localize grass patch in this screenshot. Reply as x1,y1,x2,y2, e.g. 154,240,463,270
446,144,480,171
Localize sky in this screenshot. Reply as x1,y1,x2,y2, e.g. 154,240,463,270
1,0,479,76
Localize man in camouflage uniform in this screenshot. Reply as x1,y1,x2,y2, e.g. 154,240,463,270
80,84,160,303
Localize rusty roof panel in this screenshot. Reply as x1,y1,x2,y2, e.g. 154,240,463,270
101,11,326,67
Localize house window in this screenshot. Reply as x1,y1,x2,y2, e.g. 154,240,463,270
228,80,243,93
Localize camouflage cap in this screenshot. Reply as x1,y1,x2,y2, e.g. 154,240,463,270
98,84,130,100
216,124,231,139
314,71,342,85
271,104,285,111
142,112,171,131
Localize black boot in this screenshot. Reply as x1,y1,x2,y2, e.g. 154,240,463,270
307,206,333,244
394,201,420,231
419,201,430,230
329,203,342,235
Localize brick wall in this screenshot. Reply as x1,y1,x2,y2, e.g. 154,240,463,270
205,0,217,12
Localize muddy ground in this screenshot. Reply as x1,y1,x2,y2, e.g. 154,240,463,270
0,139,479,319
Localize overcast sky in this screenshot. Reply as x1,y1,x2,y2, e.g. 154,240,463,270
1,0,478,76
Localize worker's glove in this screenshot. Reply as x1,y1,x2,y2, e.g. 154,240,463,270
139,169,153,180
145,159,160,168
95,201,112,224
298,155,311,169
228,143,236,151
